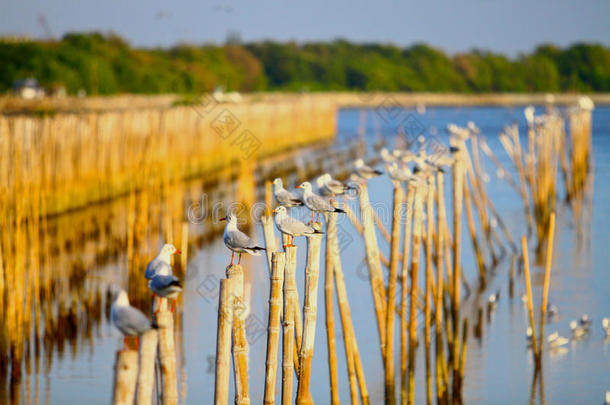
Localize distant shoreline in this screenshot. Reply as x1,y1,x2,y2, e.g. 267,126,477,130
2,92,609,114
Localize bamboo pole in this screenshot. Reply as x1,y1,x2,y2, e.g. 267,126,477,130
400,183,415,405
463,179,486,288
180,222,189,272
373,209,392,244
214,279,234,405
112,350,139,405
358,183,387,358
282,245,301,375
434,174,446,405
451,156,464,396
325,213,340,405
282,247,297,405
262,215,278,272
538,213,555,362
521,237,538,361
264,252,286,405
157,310,178,405
408,184,425,405
227,264,250,405
296,233,322,405
136,330,159,405
424,177,435,405
385,183,404,405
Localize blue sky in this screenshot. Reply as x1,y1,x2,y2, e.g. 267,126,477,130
1,0,609,55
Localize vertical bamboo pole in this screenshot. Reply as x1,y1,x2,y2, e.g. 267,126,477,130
136,330,159,405
296,234,322,405
424,177,435,405
264,252,286,405
463,180,486,288
325,213,340,405
538,213,555,362
282,246,297,405
451,156,464,398
400,184,415,405
157,310,178,405
112,350,139,405
180,222,189,272
385,183,404,405
358,183,387,358
227,264,250,405
408,184,425,405
284,245,301,375
262,215,278,272
521,237,538,361
435,174,446,405
215,278,234,405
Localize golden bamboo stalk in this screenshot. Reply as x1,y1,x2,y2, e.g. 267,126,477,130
324,213,340,405
358,182,387,358
408,184,425,405
227,264,250,405
463,180,486,287
214,278,234,405
385,183,404,405
400,183,415,405
373,209,392,244
435,175,446,405
264,252,286,405
112,350,139,405
424,177,435,405
521,236,539,361
296,234,322,405
180,222,189,273
451,156,464,394
135,330,159,405
538,212,555,361
157,311,178,405
262,215,278,272
282,246,297,405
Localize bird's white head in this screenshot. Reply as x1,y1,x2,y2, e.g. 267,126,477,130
220,212,237,225
161,243,181,256
296,182,311,192
273,178,283,189
570,320,577,329
273,205,287,216
354,159,364,168
113,289,130,307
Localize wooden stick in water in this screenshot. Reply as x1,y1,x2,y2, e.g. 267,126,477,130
157,309,178,405
400,183,415,405
373,208,392,244
324,213,340,405
112,350,139,405
451,155,464,395
385,183,404,405
214,279,234,405
358,182,387,358
463,179,486,288
408,184,425,405
424,177,435,405
435,174,446,405
521,237,539,361
282,247,297,405
136,330,159,405
264,252,286,405
296,233,322,405
227,264,250,405
538,212,555,363
262,215,278,273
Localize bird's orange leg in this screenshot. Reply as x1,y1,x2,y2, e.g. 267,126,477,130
238,253,242,264
230,252,235,265
171,298,177,313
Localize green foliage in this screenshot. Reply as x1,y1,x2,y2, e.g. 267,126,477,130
0,32,608,94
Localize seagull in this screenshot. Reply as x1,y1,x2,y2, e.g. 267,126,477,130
570,320,588,339
111,289,157,349
547,303,559,320
148,274,182,313
273,178,303,208
315,173,353,197
547,331,569,349
273,206,323,247
386,162,413,182
297,181,345,222
580,314,592,330
221,212,265,265
145,244,181,280
380,148,396,163
354,159,383,179
602,317,610,337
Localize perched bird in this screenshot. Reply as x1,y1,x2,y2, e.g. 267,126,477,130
111,289,156,349
602,317,610,337
354,159,383,179
580,314,592,329
273,206,323,247
315,173,353,197
386,162,413,182
273,178,303,208
547,331,569,349
145,244,181,280
221,212,265,265
570,320,588,339
297,182,345,222
148,274,182,313
380,148,396,163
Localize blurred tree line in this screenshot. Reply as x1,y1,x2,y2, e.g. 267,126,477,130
1,32,608,95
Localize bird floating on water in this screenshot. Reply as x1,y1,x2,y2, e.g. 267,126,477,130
221,212,265,265
547,331,569,349
570,320,589,339
273,178,303,208
111,289,157,350
273,206,323,248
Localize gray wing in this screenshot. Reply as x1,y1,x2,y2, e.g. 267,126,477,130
112,306,153,336
325,179,347,194
275,188,302,206
226,228,259,249
358,165,379,177
279,216,315,236
305,193,334,212
145,258,172,279
149,274,182,296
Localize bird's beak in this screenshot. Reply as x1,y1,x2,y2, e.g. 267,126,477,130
296,185,302,189
272,207,278,213
174,249,182,255
219,216,227,221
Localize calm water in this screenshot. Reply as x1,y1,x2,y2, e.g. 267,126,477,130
18,104,610,404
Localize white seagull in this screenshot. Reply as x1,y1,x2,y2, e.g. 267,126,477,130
273,178,303,208
353,159,383,179
380,148,396,163
315,173,353,197
386,162,413,182
273,206,323,247
144,244,180,280
297,181,345,222
111,289,156,349
221,212,265,265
